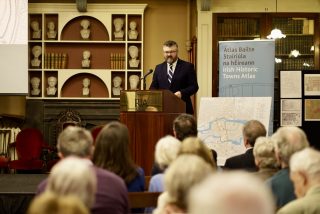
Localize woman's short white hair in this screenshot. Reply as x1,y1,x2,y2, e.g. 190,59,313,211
253,137,278,169
46,156,97,208
189,171,275,214
290,147,320,182
155,135,181,170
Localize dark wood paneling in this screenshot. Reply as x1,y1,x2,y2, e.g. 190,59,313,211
26,99,120,147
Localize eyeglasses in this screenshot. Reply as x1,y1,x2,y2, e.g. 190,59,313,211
163,50,177,54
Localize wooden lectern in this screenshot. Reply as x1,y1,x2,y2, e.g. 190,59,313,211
120,90,185,175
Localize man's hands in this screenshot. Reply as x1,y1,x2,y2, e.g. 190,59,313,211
174,91,182,98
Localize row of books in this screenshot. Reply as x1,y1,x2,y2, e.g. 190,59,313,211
44,53,68,69
275,36,314,55
217,18,259,36
275,58,314,71
272,18,314,35
110,53,125,69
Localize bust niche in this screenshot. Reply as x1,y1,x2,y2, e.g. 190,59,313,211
61,73,109,98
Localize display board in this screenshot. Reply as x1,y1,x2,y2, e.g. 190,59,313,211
218,40,275,132
198,97,272,166
280,70,320,149
0,0,28,94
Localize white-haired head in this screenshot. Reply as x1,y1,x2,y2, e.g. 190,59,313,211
155,135,181,170
271,126,309,167
189,171,275,214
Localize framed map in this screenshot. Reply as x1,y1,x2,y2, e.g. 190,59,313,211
280,99,302,126
304,74,320,96
280,70,301,98
198,97,272,166
305,99,320,121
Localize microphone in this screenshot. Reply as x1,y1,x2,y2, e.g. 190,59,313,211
141,69,153,90
141,69,153,80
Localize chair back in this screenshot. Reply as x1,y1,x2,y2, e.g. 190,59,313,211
15,128,44,161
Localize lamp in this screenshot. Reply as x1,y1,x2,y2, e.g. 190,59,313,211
267,0,286,39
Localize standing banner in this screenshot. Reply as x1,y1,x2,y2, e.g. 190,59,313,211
218,40,275,132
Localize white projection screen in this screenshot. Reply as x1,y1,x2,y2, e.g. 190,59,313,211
0,0,28,95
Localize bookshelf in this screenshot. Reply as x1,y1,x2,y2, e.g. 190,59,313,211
273,17,316,72
28,3,146,99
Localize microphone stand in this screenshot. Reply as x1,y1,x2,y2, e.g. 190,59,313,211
140,69,153,90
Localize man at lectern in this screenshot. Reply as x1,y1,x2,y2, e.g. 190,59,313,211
150,40,198,114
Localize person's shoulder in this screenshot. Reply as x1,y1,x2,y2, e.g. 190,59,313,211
36,178,48,195
136,166,145,177
177,58,194,67
93,166,126,185
277,198,306,214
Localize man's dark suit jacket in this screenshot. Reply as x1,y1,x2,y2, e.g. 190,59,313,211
150,59,199,114
37,166,129,214
224,148,258,172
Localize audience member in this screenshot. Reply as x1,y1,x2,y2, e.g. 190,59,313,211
151,113,198,175
45,156,97,208
153,154,213,214
224,120,267,171
36,126,129,214
28,192,89,214
266,126,309,209
189,171,275,214
179,137,216,169
253,137,279,181
92,121,145,192
149,135,181,193
277,148,320,214
146,135,181,213
173,113,197,141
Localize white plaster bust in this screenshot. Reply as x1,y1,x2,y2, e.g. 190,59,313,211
112,76,123,96
31,20,41,39
82,50,91,68
129,74,140,90
31,45,42,67
128,45,140,68
30,77,41,96
113,18,124,40
47,21,57,39
46,76,57,96
82,78,90,96
80,19,90,40
128,21,138,40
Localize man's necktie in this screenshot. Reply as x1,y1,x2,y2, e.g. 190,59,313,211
168,64,173,83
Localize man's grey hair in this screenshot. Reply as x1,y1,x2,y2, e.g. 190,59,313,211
189,171,275,214
290,147,320,182
57,126,93,157
271,126,309,166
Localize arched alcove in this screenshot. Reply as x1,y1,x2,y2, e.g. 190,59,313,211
61,73,109,97
61,15,109,41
